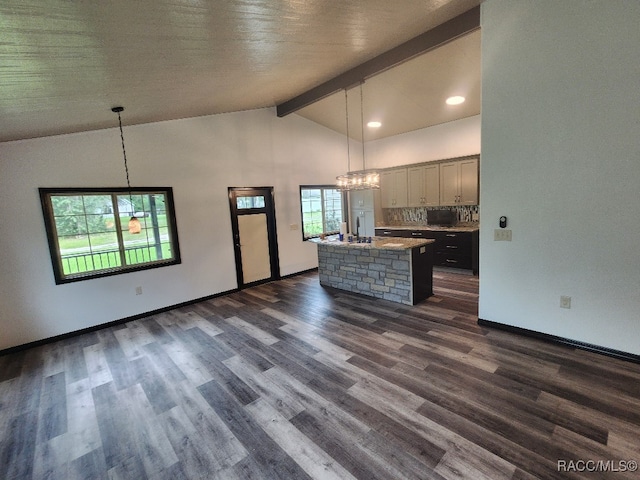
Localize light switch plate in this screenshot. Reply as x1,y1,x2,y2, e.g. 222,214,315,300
494,229,512,241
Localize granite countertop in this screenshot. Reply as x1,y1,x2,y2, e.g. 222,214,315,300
312,235,434,250
375,224,479,232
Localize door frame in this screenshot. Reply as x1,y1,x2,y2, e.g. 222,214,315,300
228,187,280,289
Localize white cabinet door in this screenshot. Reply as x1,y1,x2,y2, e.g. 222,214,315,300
423,163,440,206
393,168,408,208
408,164,440,207
349,189,374,210
439,158,478,206
458,158,478,205
349,189,375,236
407,166,424,207
380,168,408,208
351,209,375,237
380,171,396,208
439,162,460,206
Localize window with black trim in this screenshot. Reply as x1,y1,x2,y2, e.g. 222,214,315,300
39,187,181,284
300,185,345,240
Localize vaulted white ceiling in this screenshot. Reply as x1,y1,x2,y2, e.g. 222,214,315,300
0,0,481,143
296,29,480,141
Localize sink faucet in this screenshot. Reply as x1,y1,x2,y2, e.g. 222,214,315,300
356,216,360,240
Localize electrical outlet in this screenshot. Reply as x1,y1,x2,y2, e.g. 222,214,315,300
560,295,571,309
135,286,143,295
494,229,512,241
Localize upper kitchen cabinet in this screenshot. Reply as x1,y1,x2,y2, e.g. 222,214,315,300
349,189,374,210
408,164,440,207
439,157,478,206
380,168,408,208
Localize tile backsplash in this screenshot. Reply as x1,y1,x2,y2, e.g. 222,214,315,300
382,205,479,226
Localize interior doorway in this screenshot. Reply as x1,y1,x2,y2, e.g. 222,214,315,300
228,187,280,288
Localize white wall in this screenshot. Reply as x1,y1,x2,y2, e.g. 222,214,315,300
0,108,347,350
366,115,480,169
480,1,640,355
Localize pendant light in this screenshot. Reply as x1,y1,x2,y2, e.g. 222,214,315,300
112,106,141,234
336,83,379,191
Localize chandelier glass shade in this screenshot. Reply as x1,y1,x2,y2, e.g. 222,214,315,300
128,216,142,234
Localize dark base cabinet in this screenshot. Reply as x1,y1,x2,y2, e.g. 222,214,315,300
412,244,434,302
433,231,477,272
375,228,479,274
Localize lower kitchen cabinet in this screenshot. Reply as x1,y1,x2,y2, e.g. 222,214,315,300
375,228,478,274
431,231,478,273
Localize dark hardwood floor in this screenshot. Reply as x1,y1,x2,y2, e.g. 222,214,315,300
1,270,639,479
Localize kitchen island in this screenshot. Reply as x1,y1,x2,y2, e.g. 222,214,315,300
314,236,435,305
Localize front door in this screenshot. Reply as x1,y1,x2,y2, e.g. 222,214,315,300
228,187,280,288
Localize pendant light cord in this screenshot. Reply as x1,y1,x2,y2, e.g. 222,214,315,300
115,110,132,192
113,107,135,209
345,89,351,173
360,83,365,170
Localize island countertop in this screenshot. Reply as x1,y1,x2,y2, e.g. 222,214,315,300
375,224,479,232
311,235,434,250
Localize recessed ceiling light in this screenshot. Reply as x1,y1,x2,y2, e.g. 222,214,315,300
367,121,382,128
446,96,465,105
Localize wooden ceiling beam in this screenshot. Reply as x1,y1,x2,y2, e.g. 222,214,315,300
276,6,480,117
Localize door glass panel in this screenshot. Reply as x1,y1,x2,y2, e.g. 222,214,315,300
236,196,265,209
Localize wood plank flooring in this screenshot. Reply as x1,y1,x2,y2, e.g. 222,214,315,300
1,270,640,479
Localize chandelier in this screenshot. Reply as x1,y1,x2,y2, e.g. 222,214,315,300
336,83,380,191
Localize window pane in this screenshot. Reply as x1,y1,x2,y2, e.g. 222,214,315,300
86,214,112,234
116,194,138,217
58,232,123,275
323,188,343,233
156,214,168,228
54,215,88,236
119,192,176,265
51,195,84,216
83,194,113,215
59,235,90,275
151,194,166,212
236,196,265,209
